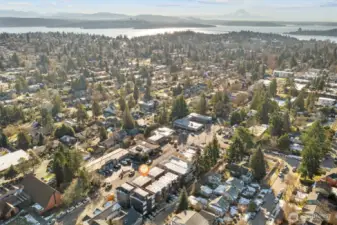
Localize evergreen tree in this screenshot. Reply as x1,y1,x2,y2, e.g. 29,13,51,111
277,134,290,151
227,136,245,163
290,56,298,68
283,111,291,133
156,103,168,125
92,101,102,118
133,84,139,102
249,147,266,181
300,139,321,179
144,85,152,101
99,126,108,141
230,111,243,126
269,112,284,136
0,130,9,148
302,121,329,157
17,130,31,150
170,95,189,121
175,187,189,214
197,92,207,115
76,104,88,125
54,124,75,138
306,92,316,113
257,97,270,124
293,90,305,111
118,97,126,112
269,78,277,97
40,108,54,133
127,96,136,109
122,105,135,130
52,95,63,116
4,165,18,180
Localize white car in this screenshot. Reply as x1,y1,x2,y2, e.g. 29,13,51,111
67,206,75,213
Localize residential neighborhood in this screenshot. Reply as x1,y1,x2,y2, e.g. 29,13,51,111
0,29,337,225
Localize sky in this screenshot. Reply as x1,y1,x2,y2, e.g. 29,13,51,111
1,0,337,21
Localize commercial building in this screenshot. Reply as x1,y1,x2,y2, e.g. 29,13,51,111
147,127,175,145
160,156,195,183
0,150,30,172
317,97,336,107
85,148,129,172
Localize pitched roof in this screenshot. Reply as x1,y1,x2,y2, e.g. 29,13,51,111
172,210,210,225
21,174,59,209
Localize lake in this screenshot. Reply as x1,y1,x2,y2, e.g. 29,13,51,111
0,25,337,42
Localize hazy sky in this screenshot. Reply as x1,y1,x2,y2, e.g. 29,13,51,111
1,0,337,21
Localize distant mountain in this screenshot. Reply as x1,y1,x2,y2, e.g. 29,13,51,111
217,9,265,20
51,12,131,20
0,10,41,18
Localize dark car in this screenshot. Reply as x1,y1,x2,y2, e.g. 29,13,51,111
292,167,297,172
129,170,135,177
146,159,153,165
114,164,121,170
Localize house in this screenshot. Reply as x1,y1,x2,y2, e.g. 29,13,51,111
273,70,294,78
82,202,122,225
207,196,229,217
21,174,61,214
174,118,204,132
188,196,208,211
147,127,175,145
104,104,117,117
317,97,336,107
248,124,269,137
60,135,77,146
313,181,331,197
226,177,245,193
139,100,156,112
200,186,213,198
187,113,212,124
223,186,240,203
0,200,19,220
171,210,210,225
0,150,30,172
301,204,331,225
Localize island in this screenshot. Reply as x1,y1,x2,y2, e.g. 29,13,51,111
288,28,337,37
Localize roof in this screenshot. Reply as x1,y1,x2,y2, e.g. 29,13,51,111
0,200,15,218
248,124,269,137
133,188,149,198
146,172,178,194
0,150,30,171
172,210,210,225
120,183,135,192
132,176,152,188
21,174,59,209
174,118,204,131
124,207,142,225
85,148,129,172
148,167,165,179
163,157,190,175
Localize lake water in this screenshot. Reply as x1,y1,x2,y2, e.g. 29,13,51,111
0,25,337,42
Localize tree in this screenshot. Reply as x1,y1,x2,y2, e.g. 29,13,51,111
175,187,189,214
302,121,329,157
127,96,136,109
306,92,316,112
248,201,257,212
257,97,270,124
290,55,297,68
76,104,88,125
17,130,31,150
269,112,284,136
227,136,245,163
230,111,243,126
52,95,63,116
300,139,321,179
40,108,54,133
133,84,139,101
118,97,126,112
144,85,152,101
92,101,102,118
155,103,168,125
122,105,135,130
170,95,189,121
54,124,75,138
249,147,266,181
99,126,108,141
0,130,9,148
269,78,277,97
4,165,18,180
278,134,290,151
293,90,305,112
235,127,254,149
38,133,45,146
196,93,207,115
283,111,291,133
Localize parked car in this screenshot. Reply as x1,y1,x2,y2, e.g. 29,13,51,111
292,167,297,172
121,160,128,166
105,184,112,191
129,170,135,177
114,164,121,170
67,206,75,213
146,159,153,165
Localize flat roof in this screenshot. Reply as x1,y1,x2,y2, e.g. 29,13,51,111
121,183,135,192
0,150,29,171
164,158,190,175
174,118,203,130
188,113,212,121
146,172,178,194
85,148,129,172
154,127,175,137
132,176,152,188
148,133,165,142
133,188,149,198
148,166,165,178
248,125,269,137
